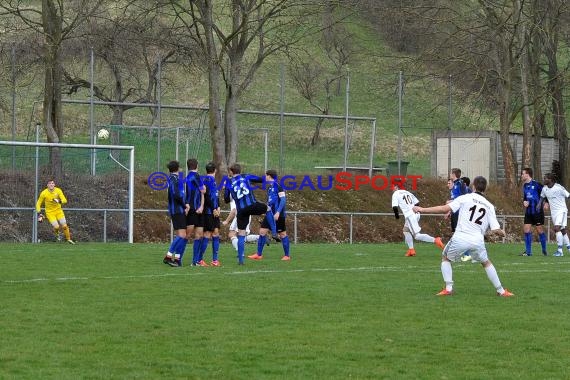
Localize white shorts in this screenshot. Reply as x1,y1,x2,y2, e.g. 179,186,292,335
404,213,422,235
442,233,488,263
551,210,568,228
230,217,251,235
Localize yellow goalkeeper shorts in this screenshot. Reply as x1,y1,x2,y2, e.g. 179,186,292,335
46,209,66,224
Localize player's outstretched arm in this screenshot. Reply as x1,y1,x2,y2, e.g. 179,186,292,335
413,204,452,214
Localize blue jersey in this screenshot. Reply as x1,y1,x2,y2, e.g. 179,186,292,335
267,181,286,217
202,175,219,215
224,174,258,211
523,179,543,216
167,172,186,215
185,171,205,210
451,179,467,199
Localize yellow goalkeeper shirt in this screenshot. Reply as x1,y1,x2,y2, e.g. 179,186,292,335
36,187,67,214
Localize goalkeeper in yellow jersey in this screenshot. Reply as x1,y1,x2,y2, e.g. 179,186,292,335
36,179,75,244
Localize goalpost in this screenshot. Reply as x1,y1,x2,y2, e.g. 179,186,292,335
0,141,135,243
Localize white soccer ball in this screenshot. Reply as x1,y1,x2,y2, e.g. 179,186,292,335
97,128,110,140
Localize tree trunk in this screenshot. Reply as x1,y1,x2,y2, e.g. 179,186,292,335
516,0,532,169
202,3,226,179
224,86,239,167
311,117,326,146
42,0,64,179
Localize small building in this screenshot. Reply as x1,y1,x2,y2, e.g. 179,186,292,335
431,130,560,182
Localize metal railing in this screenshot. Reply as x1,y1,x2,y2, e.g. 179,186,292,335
0,208,554,244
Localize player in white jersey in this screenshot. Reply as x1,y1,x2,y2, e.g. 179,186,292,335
413,176,514,297
222,199,260,251
391,185,445,257
540,173,570,257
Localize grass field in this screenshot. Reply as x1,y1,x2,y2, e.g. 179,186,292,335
2,242,569,379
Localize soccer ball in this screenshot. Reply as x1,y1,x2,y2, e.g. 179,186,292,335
97,128,110,140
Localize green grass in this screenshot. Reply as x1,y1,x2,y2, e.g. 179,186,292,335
1,242,569,379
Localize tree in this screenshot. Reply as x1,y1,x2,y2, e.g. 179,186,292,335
166,0,322,176
62,2,179,128
289,57,340,146
0,0,104,177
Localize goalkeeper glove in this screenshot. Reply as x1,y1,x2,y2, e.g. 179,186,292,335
38,214,44,223
393,206,400,219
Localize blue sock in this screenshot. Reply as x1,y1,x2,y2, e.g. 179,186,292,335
257,235,267,256
537,233,545,252
168,236,181,254
238,235,245,264
265,210,277,235
524,232,532,254
212,236,220,261
177,238,188,264
193,239,201,264
282,236,290,256
200,237,210,261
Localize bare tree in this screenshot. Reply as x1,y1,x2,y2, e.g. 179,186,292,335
0,0,104,177
166,0,323,175
289,57,341,146
62,2,179,129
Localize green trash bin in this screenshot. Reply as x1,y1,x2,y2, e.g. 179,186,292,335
387,161,409,176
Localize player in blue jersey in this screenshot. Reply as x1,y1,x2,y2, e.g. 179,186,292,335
248,169,291,261
199,162,222,266
163,160,190,267
520,167,547,256
448,168,471,261
185,158,207,266
224,163,277,265
461,177,473,193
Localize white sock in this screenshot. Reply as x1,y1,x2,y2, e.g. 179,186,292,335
564,233,570,247
246,234,259,243
484,264,504,293
415,233,435,244
231,236,238,251
556,231,563,251
441,261,453,291
404,232,414,248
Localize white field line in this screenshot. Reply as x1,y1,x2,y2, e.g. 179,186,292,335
2,261,570,284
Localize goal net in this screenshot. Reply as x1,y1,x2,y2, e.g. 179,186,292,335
0,141,134,243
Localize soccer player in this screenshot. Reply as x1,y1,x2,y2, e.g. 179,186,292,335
391,184,445,256
448,168,471,261
248,169,291,261
540,172,570,257
36,179,75,244
163,160,190,267
199,162,222,266
413,176,514,297
223,163,274,265
520,167,547,256
185,158,207,266
222,199,260,251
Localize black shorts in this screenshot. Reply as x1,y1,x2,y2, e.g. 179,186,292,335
170,213,187,230
203,214,221,232
261,213,286,233
451,212,458,232
186,210,204,228
524,211,545,226
236,202,268,230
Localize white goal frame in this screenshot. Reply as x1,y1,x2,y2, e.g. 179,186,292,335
0,141,135,243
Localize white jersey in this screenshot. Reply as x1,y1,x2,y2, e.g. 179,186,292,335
540,183,569,214
448,192,500,243
392,189,419,219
